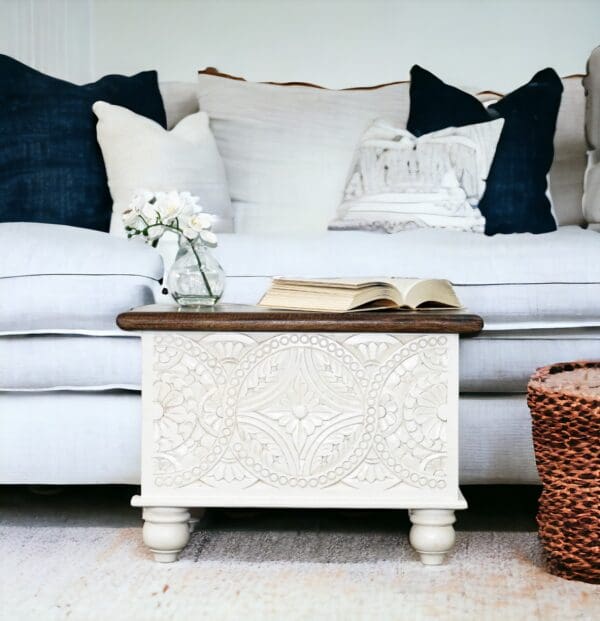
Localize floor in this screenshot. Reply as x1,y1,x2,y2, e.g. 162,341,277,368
1,486,598,621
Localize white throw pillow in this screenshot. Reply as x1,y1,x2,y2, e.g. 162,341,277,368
93,101,233,235
329,118,504,233
197,70,411,234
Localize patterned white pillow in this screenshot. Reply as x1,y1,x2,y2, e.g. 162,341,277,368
329,118,504,233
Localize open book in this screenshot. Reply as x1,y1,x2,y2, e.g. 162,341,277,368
258,277,462,313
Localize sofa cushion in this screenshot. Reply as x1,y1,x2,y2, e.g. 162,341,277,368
330,118,504,233
191,70,585,233
0,55,166,232
585,46,600,152
0,391,537,484
407,65,562,235
0,335,141,391
213,227,600,330
460,330,600,392
550,76,587,227
159,81,199,130
6,328,597,394
0,223,162,335
583,46,600,225
197,69,411,234
93,101,233,235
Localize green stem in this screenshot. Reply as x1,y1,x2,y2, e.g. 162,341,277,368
186,236,214,298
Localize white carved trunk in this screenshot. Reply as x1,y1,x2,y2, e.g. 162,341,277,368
133,331,465,563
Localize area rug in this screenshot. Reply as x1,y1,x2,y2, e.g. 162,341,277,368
0,486,598,620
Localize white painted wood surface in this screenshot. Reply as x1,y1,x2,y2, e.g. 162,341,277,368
133,331,465,564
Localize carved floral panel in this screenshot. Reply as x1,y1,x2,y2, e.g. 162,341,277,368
149,332,451,492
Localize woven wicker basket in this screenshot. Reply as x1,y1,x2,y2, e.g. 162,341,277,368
527,361,600,584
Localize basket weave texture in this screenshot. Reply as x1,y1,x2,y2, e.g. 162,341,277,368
527,361,600,584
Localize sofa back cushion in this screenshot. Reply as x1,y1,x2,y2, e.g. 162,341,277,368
585,47,600,151
583,46,600,225
196,70,411,233
160,81,199,129
548,76,587,226
477,77,586,227
94,101,233,235
0,54,166,232
162,71,586,233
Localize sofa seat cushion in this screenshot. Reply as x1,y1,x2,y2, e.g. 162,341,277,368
0,391,537,484
0,223,162,335
0,335,141,391
460,329,600,392
213,226,600,330
5,328,597,394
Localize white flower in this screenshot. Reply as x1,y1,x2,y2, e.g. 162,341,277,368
153,190,193,224
124,189,155,230
123,189,213,247
128,189,155,213
180,191,202,214
146,224,164,241
181,226,199,240
122,208,141,227
141,199,160,223
187,213,215,231
181,212,216,241
199,230,218,246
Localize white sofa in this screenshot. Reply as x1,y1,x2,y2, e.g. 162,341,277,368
2,51,600,486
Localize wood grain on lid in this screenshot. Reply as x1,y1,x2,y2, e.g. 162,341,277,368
117,304,483,335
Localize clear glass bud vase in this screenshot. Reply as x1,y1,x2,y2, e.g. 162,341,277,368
167,236,225,307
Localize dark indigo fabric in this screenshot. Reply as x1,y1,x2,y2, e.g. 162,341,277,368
0,55,166,231
407,65,562,235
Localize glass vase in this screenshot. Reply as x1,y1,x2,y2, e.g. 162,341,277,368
167,236,225,307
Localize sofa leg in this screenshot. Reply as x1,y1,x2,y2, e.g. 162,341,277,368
188,507,206,533
142,507,191,563
27,485,64,496
408,508,456,565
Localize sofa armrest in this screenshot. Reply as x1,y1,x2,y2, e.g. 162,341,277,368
583,150,600,228
584,48,600,228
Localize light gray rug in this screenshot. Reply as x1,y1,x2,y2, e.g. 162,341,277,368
1,486,598,621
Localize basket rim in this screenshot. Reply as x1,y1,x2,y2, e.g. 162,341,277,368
527,360,600,402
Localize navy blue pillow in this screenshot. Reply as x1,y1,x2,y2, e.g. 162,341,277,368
0,55,166,231
407,65,562,235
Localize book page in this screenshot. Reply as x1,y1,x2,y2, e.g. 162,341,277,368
259,282,402,311
270,277,396,291
401,279,462,309
259,277,460,312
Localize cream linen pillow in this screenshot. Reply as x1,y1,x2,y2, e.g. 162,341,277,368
329,118,504,233
93,101,233,235
196,70,411,233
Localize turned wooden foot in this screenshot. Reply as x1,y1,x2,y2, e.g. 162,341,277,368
142,507,191,563
409,509,456,565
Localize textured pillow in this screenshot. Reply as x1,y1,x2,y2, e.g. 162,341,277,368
407,65,562,235
93,101,233,234
197,69,411,233
330,118,504,233
0,54,166,231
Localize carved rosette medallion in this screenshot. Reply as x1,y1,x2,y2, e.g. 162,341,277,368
228,333,372,488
